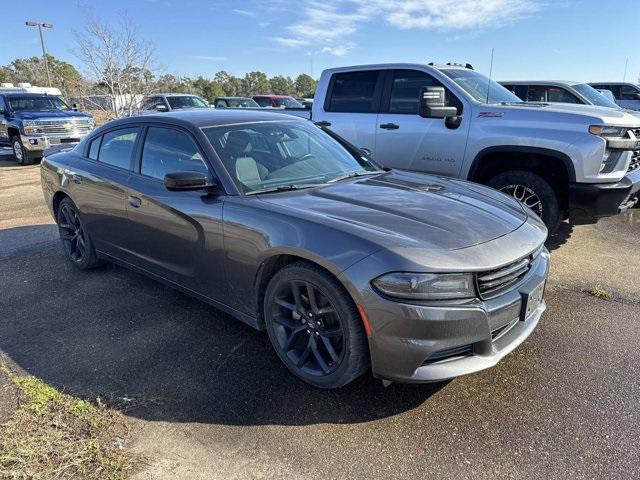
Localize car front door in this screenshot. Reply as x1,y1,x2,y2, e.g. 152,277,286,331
619,84,640,111
313,69,383,159
123,124,226,300
71,126,140,258
374,69,469,176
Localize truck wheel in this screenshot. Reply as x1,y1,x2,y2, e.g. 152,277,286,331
488,170,561,233
11,135,35,165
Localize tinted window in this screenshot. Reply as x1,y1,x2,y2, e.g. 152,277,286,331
98,128,139,170
547,87,580,104
141,127,207,180
141,97,165,111
526,86,546,102
389,70,442,114
166,96,208,109
7,95,70,112
254,97,272,107
328,71,380,113
620,85,640,100
88,136,101,160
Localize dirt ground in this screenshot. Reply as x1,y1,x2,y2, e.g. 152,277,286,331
1,154,639,479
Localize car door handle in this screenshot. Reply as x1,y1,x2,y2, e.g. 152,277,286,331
379,123,399,130
315,121,332,127
128,196,142,208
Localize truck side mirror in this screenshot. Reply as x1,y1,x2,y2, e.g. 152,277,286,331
419,87,458,119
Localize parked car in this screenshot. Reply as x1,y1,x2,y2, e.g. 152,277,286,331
41,109,549,388
500,81,640,180
0,92,94,165
214,96,260,108
253,95,304,108
588,83,640,111
138,93,210,114
306,63,640,232
296,97,314,109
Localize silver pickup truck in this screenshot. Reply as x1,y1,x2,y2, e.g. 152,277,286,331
305,63,640,232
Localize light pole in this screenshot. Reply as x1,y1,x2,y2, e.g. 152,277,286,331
25,21,53,87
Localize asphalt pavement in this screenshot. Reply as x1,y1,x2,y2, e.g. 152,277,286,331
1,155,638,479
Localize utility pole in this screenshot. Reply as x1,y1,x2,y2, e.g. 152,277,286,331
623,57,628,82
26,21,53,87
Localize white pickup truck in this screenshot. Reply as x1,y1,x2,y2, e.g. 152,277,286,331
304,63,640,232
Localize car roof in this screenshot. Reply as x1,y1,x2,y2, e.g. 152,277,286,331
500,80,582,87
150,93,204,97
101,109,307,129
253,95,292,98
217,96,251,100
1,92,61,97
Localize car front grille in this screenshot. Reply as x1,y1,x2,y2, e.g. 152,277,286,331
629,128,640,173
476,255,533,299
30,118,93,137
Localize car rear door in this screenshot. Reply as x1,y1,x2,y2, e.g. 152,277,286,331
373,69,469,176
312,69,383,158
71,126,140,258
122,123,226,300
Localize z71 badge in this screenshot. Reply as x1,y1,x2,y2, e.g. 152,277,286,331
478,112,504,118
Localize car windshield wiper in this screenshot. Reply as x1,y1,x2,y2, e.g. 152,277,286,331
245,184,321,195
326,170,382,184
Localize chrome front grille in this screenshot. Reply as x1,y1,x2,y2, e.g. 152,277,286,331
477,256,532,298
629,129,640,173
30,118,93,137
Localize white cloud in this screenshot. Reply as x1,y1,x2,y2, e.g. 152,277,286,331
232,9,256,17
270,0,541,56
191,55,228,62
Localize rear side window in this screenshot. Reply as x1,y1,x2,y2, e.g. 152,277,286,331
98,128,139,170
327,70,380,113
88,136,101,160
503,85,528,101
527,86,546,102
620,85,640,100
140,127,208,180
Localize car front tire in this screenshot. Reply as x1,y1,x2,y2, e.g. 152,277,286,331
264,262,369,389
56,198,104,270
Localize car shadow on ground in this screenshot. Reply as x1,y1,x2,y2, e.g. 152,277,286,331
0,226,446,426
545,221,573,252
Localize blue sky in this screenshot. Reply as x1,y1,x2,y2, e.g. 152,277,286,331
4,0,640,83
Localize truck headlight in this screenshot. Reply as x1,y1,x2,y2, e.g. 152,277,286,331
22,120,41,135
372,272,475,300
589,125,628,138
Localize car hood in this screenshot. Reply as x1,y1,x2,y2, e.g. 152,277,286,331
15,111,92,120
493,102,640,126
258,171,528,251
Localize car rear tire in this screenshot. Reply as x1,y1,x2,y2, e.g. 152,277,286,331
56,198,104,270
488,170,561,233
264,262,369,389
11,135,36,165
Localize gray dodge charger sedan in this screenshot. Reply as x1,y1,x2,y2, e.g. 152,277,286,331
40,110,549,389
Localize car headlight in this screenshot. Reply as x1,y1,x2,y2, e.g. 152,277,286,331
589,125,628,138
371,272,476,300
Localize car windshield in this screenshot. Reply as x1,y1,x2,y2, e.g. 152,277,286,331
573,84,620,109
274,97,303,108
8,95,71,112
228,98,259,108
167,96,209,109
203,121,379,193
441,69,522,104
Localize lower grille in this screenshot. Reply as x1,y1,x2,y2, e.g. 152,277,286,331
423,344,473,364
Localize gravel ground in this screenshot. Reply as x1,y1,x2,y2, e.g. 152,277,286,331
1,155,638,479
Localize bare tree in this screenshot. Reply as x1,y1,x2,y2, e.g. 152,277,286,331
73,15,156,119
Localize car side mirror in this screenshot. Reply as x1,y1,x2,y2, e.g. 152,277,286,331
360,147,372,158
419,86,458,119
156,104,168,112
164,171,216,192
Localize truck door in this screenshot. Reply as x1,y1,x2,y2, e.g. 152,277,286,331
0,96,8,144
312,69,382,157
374,69,469,176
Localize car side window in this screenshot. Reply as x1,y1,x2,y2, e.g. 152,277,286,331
141,97,164,111
97,128,139,170
327,70,380,113
620,85,639,100
88,136,102,160
140,126,208,181
527,86,546,102
547,87,580,104
254,98,271,107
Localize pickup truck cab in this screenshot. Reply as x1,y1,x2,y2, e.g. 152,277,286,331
588,83,640,111
311,63,640,231
139,93,211,115
0,92,94,165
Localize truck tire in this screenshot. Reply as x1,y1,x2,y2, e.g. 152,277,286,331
11,135,35,165
488,170,561,233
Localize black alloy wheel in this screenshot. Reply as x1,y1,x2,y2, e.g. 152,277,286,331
264,263,369,389
56,198,103,270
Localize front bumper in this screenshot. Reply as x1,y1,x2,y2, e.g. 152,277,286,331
355,249,550,383
20,134,83,154
568,168,640,224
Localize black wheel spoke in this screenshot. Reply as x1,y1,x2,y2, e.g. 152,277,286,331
320,336,339,363
59,222,73,231
272,313,301,330
60,231,76,241
76,235,86,256
317,306,335,316
310,337,330,373
320,326,343,337
306,283,319,313
291,282,305,315
274,297,296,311
62,207,75,228
283,326,306,351
296,338,312,367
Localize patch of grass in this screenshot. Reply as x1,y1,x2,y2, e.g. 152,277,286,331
0,362,139,479
583,286,614,300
